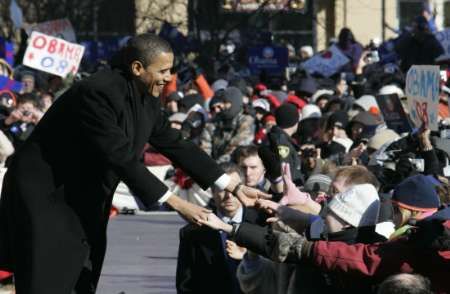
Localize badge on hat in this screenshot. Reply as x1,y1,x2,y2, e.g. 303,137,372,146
278,145,290,158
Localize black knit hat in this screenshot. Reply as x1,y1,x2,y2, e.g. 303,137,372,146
275,103,299,129
326,111,349,130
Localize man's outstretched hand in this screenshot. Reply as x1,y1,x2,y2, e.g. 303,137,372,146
225,173,271,206
166,195,211,225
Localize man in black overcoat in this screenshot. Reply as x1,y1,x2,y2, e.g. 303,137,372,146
0,34,266,293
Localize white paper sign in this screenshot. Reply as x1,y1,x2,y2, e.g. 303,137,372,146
26,18,76,43
23,32,84,78
405,65,440,131
301,45,350,77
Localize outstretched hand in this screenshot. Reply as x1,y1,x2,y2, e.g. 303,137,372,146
167,196,211,225
226,240,247,260
235,185,272,207
279,163,310,206
198,213,232,232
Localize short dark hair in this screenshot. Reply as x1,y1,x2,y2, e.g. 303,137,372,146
17,93,38,107
212,162,243,193
114,34,173,69
232,145,259,164
377,274,432,294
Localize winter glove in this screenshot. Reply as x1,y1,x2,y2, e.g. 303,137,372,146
270,230,311,263
258,145,282,182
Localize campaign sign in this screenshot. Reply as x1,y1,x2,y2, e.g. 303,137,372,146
376,94,412,134
23,32,84,78
405,65,440,131
248,46,288,75
301,45,350,77
26,18,76,43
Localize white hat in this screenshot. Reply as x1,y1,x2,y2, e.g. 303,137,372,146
368,128,400,151
328,184,380,227
300,104,321,121
300,45,314,58
311,89,334,104
354,95,379,112
169,112,187,124
378,84,405,98
211,79,229,92
252,98,271,112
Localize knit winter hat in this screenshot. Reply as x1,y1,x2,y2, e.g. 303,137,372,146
311,89,334,104
169,112,188,124
328,184,380,227
252,98,271,112
221,86,244,119
392,175,440,212
296,77,317,97
211,79,229,92
304,174,332,193
354,95,379,112
275,103,300,129
300,104,322,121
326,111,349,130
368,129,400,151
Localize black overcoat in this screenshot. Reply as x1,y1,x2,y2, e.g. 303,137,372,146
0,69,223,293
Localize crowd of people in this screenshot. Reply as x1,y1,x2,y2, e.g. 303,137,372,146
0,10,449,294
166,16,449,294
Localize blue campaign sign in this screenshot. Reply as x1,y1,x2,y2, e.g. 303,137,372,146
248,46,288,75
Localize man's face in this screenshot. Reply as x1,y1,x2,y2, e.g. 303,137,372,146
132,51,174,97
21,76,35,93
239,155,265,187
213,171,242,216
17,101,35,123
330,176,348,195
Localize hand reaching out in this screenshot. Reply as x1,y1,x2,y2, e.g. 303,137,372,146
226,240,247,260
198,213,232,233
279,164,310,206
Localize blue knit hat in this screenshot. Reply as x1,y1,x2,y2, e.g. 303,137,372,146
392,175,440,212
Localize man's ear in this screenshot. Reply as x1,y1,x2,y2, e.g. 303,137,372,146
131,61,144,77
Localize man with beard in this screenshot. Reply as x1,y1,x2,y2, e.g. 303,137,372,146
0,34,267,294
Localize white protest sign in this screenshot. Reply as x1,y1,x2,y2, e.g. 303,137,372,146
23,31,84,78
26,18,76,43
301,45,350,77
405,65,440,131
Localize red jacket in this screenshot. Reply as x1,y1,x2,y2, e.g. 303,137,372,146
312,221,450,293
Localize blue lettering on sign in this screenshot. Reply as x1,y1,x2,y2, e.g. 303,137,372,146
406,68,439,102
40,56,54,68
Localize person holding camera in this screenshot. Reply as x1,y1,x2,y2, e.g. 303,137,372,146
0,93,43,151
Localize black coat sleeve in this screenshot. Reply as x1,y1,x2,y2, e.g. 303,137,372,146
78,85,169,206
176,227,196,294
234,223,274,258
148,103,224,190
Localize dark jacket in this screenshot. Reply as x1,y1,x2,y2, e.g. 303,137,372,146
176,208,259,294
0,69,223,294
267,126,303,185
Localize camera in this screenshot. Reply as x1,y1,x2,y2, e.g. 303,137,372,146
22,110,31,117
366,50,380,64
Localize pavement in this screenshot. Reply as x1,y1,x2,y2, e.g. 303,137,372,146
96,212,187,294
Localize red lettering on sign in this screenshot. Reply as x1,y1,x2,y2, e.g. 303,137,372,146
48,39,57,53
66,45,74,60
58,42,65,56
73,47,81,61
32,36,47,49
